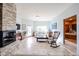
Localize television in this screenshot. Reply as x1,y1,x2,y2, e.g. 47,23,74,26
16,24,20,30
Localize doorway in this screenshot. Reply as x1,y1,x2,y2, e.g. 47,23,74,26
27,26,32,36
64,15,77,55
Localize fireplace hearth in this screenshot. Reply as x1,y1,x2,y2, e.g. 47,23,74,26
0,30,16,47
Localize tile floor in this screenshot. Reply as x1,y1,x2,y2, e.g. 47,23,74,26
0,37,76,56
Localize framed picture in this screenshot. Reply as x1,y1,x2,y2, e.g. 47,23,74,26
22,24,26,30
52,22,57,29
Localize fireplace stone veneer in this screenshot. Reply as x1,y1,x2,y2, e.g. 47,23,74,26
2,3,16,31
0,3,16,47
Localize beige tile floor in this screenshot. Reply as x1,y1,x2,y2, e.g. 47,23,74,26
64,40,76,55
12,37,76,56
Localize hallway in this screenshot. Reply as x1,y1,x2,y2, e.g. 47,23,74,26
12,37,75,56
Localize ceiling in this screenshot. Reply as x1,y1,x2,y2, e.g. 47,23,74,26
16,3,72,21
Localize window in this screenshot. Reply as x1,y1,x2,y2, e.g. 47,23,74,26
36,26,48,32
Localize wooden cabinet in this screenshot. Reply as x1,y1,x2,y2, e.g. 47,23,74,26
65,33,76,43
64,15,77,44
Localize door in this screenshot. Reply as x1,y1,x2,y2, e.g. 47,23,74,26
63,15,77,55
64,15,77,44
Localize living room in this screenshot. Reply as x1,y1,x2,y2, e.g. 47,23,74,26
0,3,79,56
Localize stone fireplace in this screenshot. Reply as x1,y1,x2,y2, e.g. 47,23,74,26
0,3,16,47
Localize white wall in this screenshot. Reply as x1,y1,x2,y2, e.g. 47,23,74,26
16,17,22,32
16,17,34,32
22,20,49,32
22,20,34,33
49,4,79,55
77,14,79,55
16,17,22,24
